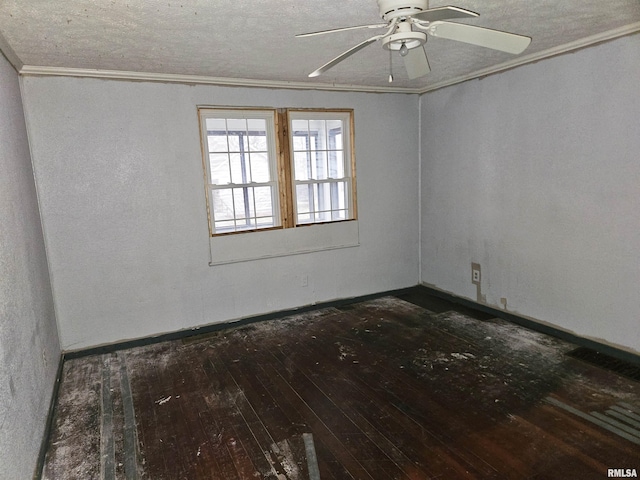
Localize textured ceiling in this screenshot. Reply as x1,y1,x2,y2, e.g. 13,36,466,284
0,0,639,92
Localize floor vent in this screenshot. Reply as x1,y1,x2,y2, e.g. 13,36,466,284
567,347,640,382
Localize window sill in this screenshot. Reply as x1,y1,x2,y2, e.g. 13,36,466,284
208,220,359,265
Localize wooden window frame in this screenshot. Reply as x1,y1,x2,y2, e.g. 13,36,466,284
199,107,357,237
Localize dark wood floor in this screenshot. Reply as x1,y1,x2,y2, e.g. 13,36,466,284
42,290,640,479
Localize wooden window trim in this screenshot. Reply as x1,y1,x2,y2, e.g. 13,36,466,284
199,107,356,237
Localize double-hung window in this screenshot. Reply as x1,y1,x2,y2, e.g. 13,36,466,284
290,110,354,225
200,109,280,234
199,107,356,237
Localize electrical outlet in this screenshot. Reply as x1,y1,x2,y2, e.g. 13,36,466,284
471,263,481,285
301,274,308,287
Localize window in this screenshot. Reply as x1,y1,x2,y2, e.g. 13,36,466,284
290,111,353,225
199,108,356,236
200,109,280,234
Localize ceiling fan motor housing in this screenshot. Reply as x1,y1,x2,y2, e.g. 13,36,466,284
377,0,429,20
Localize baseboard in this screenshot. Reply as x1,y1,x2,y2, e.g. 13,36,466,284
62,286,417,360
418,284,640,367
33,353,65,480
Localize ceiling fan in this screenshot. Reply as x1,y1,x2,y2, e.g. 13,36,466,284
296,0,532,81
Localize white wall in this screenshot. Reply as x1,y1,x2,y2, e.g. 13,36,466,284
0,53,61,479
420,35,640,353
21,77,420,350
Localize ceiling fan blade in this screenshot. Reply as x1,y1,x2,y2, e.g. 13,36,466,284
296,23,387,38
403,46,430,79
428,21,531,54
413,6,479,23
308,36,379,77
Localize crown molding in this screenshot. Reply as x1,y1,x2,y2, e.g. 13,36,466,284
418,22,640,94
18,65,421,94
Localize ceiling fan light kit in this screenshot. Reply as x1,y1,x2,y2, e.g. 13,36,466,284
381,22,426,53
297,0,531,81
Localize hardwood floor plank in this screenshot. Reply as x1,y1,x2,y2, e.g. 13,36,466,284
252,361,345,480
118,354,139,479
257,357,368,479
217,352,313,478
199,355,255,479
205,354,284,478
42,356,103,480
100,355,116,479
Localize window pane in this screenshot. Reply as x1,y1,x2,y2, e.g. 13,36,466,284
294,151,310,181
209,153,231,185
254,186,273,218
247,187,257,218
309,119,327,148
292,135,308,151
225,130,248,153
214,220,236,232
248,133,267,151
335,181,347,210
315,210,331,222
333,210,347,221
311,150,328,180
333,132,343,150
226,133,239,152
250,152,270,183
298,214,312,224
256,216,274,228
207,134,228,153
233,188,248,220
206,118,226,131
296,184,312,214
210,185,276,233
328,150,344,178
229,153,247,184
226,118,247,131
247,119,267,151
247,118,266,131
314,182,331,212
212,189,234,222
291,120,309,139
327,120,342,141
294,180,351,225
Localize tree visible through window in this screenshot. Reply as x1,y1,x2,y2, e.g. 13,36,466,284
199,108,356,235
